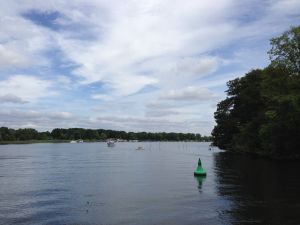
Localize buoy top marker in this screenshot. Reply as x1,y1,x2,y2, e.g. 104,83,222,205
198,158,202,166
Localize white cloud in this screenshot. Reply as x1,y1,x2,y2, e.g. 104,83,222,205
57,75,72,86
175,57,219,77
0,9,54,70
161,86,215,101
270,0,300,16
49,111,73,119
104,74,157,96
146,102,177,110
145,109,179,118
91,94,113,101
0,45,29,68
0,109,75,130
0,94,28,104
0,75,55,103
49,0,235,97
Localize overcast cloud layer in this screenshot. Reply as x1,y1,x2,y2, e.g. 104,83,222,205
1,0,300,135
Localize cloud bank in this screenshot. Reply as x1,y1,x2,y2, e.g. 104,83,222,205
0,0,300,134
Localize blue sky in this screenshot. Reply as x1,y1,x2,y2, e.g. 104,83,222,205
0,0,300,135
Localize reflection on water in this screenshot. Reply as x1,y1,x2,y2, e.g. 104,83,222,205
194,176,206,192
214,152,300,225
0,142,299,224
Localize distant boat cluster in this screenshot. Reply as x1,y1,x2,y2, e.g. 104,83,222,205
70,139,84,143
69,138,141,146
106,139,146,150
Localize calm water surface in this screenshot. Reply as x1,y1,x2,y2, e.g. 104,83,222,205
0,142,299,225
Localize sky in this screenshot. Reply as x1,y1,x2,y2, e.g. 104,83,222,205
0,0,300,135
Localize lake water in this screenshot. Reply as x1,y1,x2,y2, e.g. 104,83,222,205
0,142,299,225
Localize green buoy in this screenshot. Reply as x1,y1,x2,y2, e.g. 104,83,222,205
194,158,206,176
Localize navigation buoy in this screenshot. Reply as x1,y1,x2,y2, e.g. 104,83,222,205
194,158,207,176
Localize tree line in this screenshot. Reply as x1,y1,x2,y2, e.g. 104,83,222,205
0,127,212,142
212,26,300,159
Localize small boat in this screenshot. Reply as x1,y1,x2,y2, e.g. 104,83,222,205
136,146,144,150
70,139,83,143
107,140,115,147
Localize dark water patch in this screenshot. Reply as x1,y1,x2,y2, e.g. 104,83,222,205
0,156,29,160
214,152,300,225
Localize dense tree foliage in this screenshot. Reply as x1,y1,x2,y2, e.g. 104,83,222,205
0,127,211,142
212,26,300,159
268,26,300,75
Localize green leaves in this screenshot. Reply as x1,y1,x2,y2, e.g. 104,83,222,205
268,26,300,75
212,25,300,159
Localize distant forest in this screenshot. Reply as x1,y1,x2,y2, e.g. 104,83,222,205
212,26,300,159
0,127,212,142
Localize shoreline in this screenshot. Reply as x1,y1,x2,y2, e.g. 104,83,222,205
0,140,211,145
0,140,101,145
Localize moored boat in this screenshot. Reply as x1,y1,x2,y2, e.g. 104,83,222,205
107,140,115,147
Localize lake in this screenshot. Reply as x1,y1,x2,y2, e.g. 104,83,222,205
0,142,299,225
